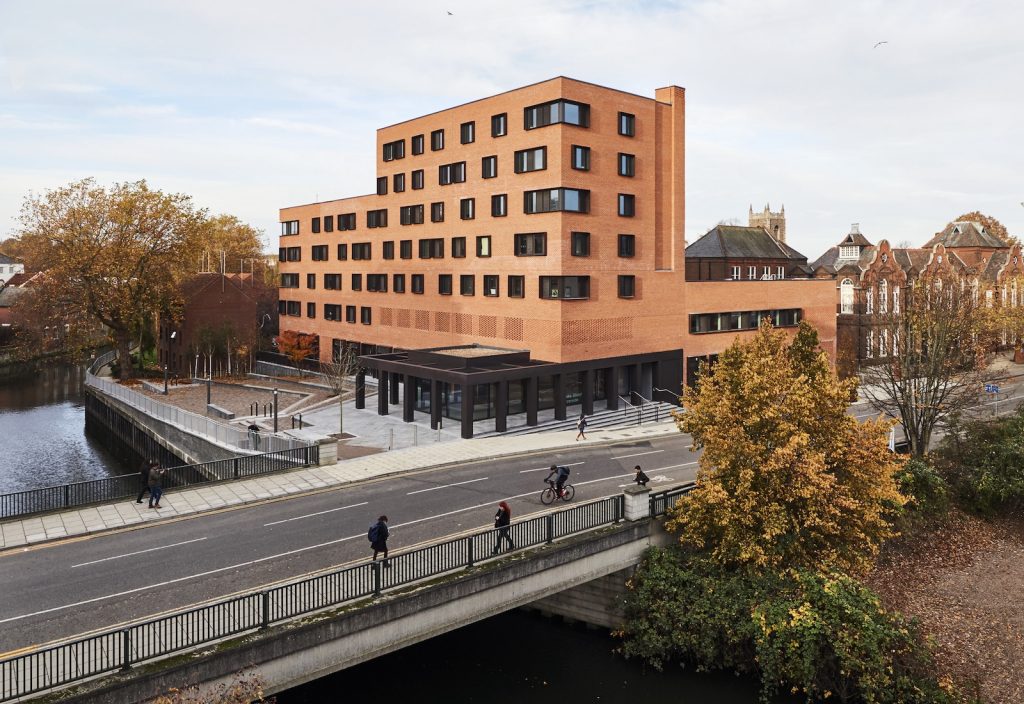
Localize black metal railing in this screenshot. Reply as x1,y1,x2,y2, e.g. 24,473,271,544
0,445,319,520
649,483,695,516
0,492,693,702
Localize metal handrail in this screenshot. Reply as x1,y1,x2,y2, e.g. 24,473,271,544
0,493,684,701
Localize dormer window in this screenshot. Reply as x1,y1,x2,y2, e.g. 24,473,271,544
839,245,859,259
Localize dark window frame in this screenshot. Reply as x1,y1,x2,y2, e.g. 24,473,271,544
618,153,635,177
460,121,475,144
571,231,590,257
513,146,547,173
618,112,636,137
508,275,525,298
491,112,508,137
618,275,636,299
491,193,507,217
618,234,636,257
438,274,453,296
571,145,590,171
430,128,445,151
514,232,547,256
618,193,636,217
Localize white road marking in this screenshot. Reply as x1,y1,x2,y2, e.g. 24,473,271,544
618,475,675,488
71,538,208,569
263,502,369,527
610,449,664,460
519,461,585,474
407,477,488,495
653,461,699,471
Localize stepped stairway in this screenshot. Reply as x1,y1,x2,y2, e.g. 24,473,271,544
478,394,681,438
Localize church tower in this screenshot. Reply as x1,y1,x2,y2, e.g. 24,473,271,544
749,203,786,243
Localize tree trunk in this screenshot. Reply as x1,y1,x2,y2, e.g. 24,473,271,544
117,330,133,380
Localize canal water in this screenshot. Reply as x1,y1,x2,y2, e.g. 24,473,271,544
0,363,129,493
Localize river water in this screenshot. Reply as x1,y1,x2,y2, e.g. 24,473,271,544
1,367,768,702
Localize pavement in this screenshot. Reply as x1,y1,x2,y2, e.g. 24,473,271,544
0,413,681,550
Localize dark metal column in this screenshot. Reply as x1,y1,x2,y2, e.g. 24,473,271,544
606,367,619,410
526,376,539,426
355,370,366,409
553,373,566,421
377,372,389,415
495,380,508,433
389,372,400,405
460,383,474,439
582,369,595,415
430,379,442,430
403,375,416,423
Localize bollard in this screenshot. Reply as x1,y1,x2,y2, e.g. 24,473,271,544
260,590,270,629
298,414,303,429
388,427,394,451
413,425,418,446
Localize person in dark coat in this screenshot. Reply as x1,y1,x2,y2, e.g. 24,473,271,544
136,459,154,503
148,464,167,509
370,515,390,566
634,464,650,487
492,501,514,554
575,413,588,441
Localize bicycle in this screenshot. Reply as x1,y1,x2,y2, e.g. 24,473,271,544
541,480,575,505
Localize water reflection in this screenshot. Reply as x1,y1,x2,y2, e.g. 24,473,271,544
0,364,128,493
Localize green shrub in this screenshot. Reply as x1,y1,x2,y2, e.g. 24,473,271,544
938,407,1024,514
895,457,950,522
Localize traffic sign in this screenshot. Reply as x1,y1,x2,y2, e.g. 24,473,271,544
985,383,1000,394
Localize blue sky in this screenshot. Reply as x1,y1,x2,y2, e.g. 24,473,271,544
1,0,1021,260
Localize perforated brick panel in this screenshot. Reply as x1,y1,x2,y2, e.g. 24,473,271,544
415,310,430,330
561,317,634,344
478,315,497,338
381,307,394,326
504,317,524,341
454,312,472,335
397,309,411,328
435,311,451,332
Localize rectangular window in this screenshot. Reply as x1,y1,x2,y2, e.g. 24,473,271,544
482,155,497,179
280,273,299,288
383,241,395,259
524,99,590,129
524,188,590,214
430,128,444,151
619,112,636,136
491,112,507,137
325,304,341,321
618,153,635,177
393,273,406,293
338,213,356,231
412,134,424,155
571,145,590,171
281,220,299,236
306,273,316,289
452,236,467,258
438,161,466,185
346,305,356,323
312,217,322,234
352,243,372,260
731,266,741,280
351,273,362,291
476,235,491,257
513,146,546,173
286,300,300,316
460,197,475,220
491,193,507,217
618,193,635,217
307,302,316,318
324,214,334,233
412,273,424,294
376,177,388,196
411,169,424,190
460,274,475,296
311,245,329,261
540,276,590,300
367,209,388,228
393,173,405,193
689,309,802,334
400,204,424,225
361,306,371,325
460,121,475,144
748,266,757,280
430,201,444,223
367,274,388,292
278,300,287,315
618,234,636,257
438,274,453,295
283,247,301,262
483,274,499,297
382,139,405,161
571,231,590,257
514,232,547,256
776,266,785,279
337,243,348,260
508,275,525,298
618,275,636,298
419,238,444,259
324,274,342,290
400,239,413,259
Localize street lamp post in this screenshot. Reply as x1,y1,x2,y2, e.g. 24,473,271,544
273,388,279,433
163,364,169,395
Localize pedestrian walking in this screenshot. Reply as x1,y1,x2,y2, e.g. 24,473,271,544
575,412,588,441
368,515,390,566
135,459,155,503
634,464,650,487
247,422,261,451
492,501,514,554
148,463,167,509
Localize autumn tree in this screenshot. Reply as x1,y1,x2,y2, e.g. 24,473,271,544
672,321,905,575
17,179,205,379
275,330,317,375
862,268,999,457
198,214,266,274
320,341,363,434
953,210,1018,246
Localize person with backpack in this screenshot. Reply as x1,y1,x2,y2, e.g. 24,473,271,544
492,501,514,554
575,413,588,441
368,515,390,566
545,464,571,498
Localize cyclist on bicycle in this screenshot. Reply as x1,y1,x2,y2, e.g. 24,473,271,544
545,464,571,498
